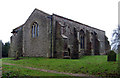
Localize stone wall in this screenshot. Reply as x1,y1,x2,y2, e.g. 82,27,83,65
9,9,110,58
105,36,111,54
53,21,64,58
9,27,23,57
22,9,51,57
52,14,106,58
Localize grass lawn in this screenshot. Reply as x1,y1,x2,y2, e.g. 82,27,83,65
2,55,119,77
0,59,1,65
0,59,2,77
2,64,70,77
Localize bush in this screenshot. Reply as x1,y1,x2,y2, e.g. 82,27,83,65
2,42,10,57
107,50,116,61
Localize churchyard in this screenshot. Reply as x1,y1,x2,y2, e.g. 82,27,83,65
2,55,119,77
0,59,2,77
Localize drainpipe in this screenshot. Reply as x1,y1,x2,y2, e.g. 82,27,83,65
48,15,53,58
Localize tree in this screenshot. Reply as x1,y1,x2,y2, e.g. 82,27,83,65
2,42,10,57
111,26,120,54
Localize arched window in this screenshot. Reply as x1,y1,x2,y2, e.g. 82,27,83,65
32,26,34,38
34,25,36,37
31,22,39,38
80,36,84,49
80,29,85,49
83,36,84,49
37,24,39,37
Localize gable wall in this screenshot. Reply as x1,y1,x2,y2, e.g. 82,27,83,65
23,9,51,57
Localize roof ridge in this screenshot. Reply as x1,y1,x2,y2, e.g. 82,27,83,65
52,14,105,32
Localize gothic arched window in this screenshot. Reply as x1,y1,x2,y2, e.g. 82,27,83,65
32,25,34,38
34,25,36,37
80,29,85,49
37,24,39,37
31,22,39,38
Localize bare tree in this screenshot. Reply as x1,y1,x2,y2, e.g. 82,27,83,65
111,26,120,54
118,26,120,54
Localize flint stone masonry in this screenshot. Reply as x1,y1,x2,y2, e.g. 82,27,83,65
9,8,110,59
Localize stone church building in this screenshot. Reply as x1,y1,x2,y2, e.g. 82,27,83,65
9,9,110,59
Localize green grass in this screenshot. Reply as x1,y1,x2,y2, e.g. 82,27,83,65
0,59,2,67
0,59,1,73
2,64,70,77
2,55,119,77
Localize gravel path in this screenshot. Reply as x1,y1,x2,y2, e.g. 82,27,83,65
3,63,102,78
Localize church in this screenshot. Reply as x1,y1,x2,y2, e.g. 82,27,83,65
9,8,110,59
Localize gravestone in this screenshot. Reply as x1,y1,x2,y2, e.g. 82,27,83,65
107,50,116,61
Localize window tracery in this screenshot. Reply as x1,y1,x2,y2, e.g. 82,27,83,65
32,22,39,38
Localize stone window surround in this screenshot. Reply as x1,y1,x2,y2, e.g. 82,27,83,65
31,22,39,38
77,29,85,52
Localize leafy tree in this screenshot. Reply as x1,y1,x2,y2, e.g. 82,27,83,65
2,42,10,57
111,26,120,54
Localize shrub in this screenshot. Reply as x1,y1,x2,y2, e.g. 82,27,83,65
107,50,116,61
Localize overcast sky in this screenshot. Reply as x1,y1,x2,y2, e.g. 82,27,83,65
0,0,119,43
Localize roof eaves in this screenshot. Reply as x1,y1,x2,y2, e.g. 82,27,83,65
53,14,105,32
